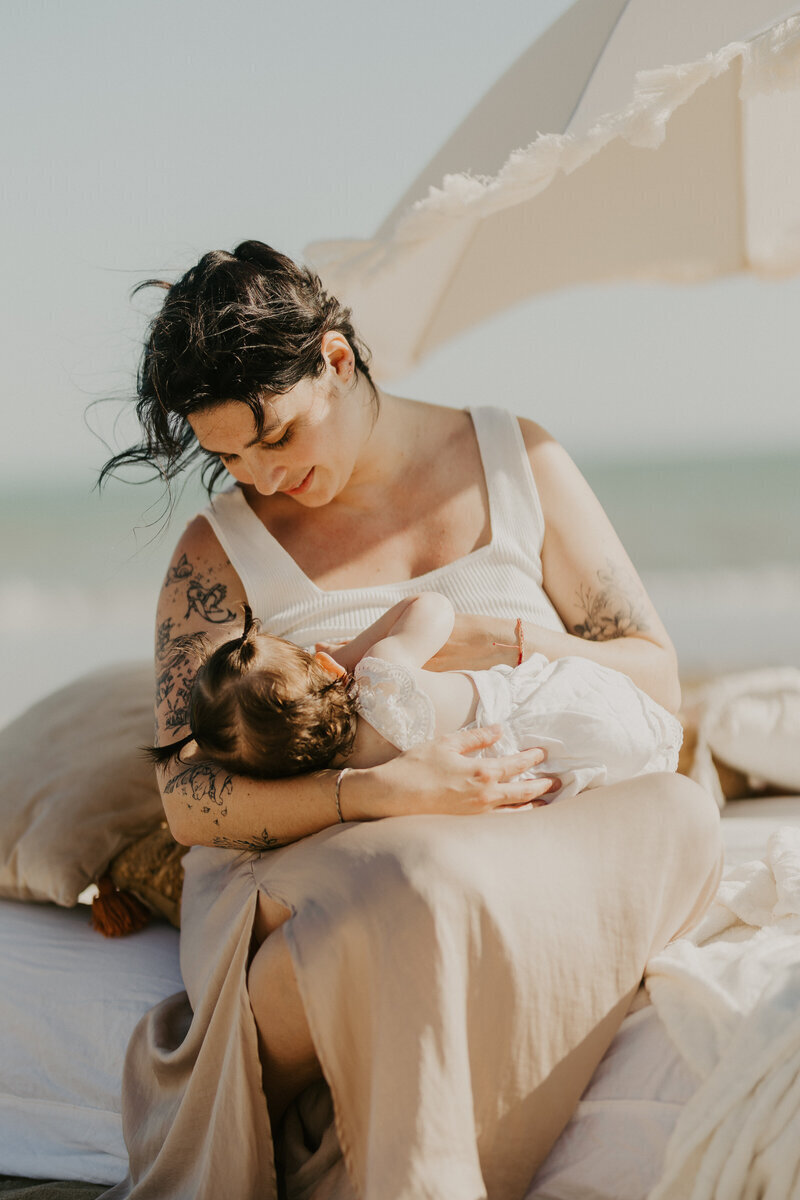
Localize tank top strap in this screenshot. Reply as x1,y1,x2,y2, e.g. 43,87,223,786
199,486,308,620
467,406,547,555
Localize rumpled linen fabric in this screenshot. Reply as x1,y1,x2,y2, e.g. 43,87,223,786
104,784,723,1200
645,825,800,1200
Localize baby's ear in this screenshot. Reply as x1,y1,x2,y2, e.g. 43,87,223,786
313,651,346,679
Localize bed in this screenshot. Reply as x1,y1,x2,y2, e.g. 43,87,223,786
2,796,799,1200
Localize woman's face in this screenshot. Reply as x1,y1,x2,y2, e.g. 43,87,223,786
188,337,375,508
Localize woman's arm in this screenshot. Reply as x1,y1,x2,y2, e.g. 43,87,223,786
424,423,680,713
156,522,554,847
523,420,680,712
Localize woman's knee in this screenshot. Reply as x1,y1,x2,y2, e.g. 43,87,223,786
317,823,485,948
359,822,484,912
649,772,721,854
642,773,724,945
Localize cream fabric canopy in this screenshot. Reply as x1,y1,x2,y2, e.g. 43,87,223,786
305,0,800,380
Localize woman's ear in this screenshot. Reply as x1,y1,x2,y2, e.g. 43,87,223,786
314,650,347,678
320,331,354,381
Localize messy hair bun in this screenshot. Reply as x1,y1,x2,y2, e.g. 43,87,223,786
99,239,378,498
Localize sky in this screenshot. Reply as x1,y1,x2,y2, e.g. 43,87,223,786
3,0,800,490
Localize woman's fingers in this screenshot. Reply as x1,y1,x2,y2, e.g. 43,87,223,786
492,750,550,782
495,775,561,806
446,724,559,810
382,728,558,819
450,724,546,768
449,724,504,752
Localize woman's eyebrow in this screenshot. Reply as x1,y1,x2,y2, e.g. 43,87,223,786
200,415,286,455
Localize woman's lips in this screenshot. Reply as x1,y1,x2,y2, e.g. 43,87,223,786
285,468,314,495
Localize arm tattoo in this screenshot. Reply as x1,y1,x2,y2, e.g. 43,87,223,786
164,677,193,730
156,555,240,823
572,560,650,641
156,617,176,661
156,557,238,738
164,553,193,586
185,580,236,624
164,764,233,814
155,622,196,731
211,829,282,852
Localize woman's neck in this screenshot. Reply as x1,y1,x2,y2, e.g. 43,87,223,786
334,390,429,512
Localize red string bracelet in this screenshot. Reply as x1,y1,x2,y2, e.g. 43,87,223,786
492,618,525,666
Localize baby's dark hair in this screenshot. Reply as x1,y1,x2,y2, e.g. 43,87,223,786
148,606,359,778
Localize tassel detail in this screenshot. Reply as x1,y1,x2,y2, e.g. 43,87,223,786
91,874,151,937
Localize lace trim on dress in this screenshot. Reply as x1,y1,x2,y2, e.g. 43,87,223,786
354,657,436,752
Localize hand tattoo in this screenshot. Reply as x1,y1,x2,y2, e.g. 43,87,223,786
572,560,649,641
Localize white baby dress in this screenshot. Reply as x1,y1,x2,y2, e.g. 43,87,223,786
354,653,683,801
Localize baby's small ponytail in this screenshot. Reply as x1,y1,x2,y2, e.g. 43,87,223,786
231,604,261,671
145,604,263,770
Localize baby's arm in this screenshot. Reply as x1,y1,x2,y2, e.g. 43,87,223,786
325,593,455,671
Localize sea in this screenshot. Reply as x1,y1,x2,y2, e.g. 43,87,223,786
2,450,799,730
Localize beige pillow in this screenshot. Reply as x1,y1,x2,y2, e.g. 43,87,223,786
0,662,164,906
687,668,800,808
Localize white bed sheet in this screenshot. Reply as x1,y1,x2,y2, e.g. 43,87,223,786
0,899,182,1185
1,797,798,1194
526,796,800,1200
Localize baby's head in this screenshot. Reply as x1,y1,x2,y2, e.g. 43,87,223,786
151,606,358,778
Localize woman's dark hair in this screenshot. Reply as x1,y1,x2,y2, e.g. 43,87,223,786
99,240,378,496
147,606,359,779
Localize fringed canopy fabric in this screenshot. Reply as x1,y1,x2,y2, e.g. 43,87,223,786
305,0,800,379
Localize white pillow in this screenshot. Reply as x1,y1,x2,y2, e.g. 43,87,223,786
0,898,182,1184
689,668,800,808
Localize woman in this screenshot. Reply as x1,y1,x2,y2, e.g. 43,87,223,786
102,240,722,1200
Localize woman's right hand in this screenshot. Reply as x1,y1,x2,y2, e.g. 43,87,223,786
344,726,557,820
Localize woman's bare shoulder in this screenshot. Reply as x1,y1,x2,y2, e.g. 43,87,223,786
516,416,558,456
515,417,577,499
164,513,241,582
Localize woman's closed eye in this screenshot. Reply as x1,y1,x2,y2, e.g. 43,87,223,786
261,426,294,451
219,426,294,464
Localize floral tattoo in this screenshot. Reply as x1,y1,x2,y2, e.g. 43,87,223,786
572,560,649,641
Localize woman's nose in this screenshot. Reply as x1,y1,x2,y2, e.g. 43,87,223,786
249,460,288,496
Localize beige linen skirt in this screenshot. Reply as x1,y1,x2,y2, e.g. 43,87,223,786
104,775,723,1200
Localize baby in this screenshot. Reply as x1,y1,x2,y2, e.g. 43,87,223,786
151,591,682,806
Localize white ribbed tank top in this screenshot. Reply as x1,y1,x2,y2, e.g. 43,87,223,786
199,406,565,648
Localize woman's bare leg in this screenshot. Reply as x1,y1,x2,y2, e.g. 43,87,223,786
248,897,323,1128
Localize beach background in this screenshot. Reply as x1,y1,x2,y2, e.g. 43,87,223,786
3,0,799,731
4,435,798,730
